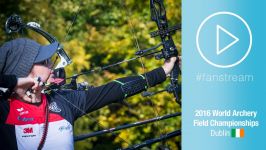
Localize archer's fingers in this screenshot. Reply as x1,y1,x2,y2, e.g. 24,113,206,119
178,56,182,68
31,81,39,90
30,93,37,103
22,95,33,103
32,77,42,90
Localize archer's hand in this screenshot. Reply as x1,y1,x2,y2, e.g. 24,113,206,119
162,56,181,76
13,76,42,103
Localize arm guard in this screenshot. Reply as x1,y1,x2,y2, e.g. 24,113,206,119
113,75,147,98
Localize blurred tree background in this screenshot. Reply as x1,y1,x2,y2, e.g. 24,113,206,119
0,0,181,149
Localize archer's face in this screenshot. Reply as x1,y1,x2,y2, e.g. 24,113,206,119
29,64,54,85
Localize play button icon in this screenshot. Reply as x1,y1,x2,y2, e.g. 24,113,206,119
216,25,239,55
196,11,252,68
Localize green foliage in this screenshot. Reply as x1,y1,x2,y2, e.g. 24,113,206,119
0,0,181,149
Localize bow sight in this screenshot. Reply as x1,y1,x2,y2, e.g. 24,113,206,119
5,14,72,70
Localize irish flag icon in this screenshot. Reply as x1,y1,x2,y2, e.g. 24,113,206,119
231,128,245,138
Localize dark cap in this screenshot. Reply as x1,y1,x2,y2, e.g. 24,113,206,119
0,38,58,77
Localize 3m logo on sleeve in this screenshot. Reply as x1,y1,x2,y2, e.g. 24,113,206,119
17,126,37,138
231,128,244,138
23,127,33,134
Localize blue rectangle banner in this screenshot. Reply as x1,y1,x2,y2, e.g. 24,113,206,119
183,0,266,149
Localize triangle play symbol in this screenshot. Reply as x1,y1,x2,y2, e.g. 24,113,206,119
216,25,239,55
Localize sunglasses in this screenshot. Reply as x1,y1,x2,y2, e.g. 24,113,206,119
37,55,59,69
36,59,52,68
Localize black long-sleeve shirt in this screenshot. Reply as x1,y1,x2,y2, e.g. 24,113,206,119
0,67,166,150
